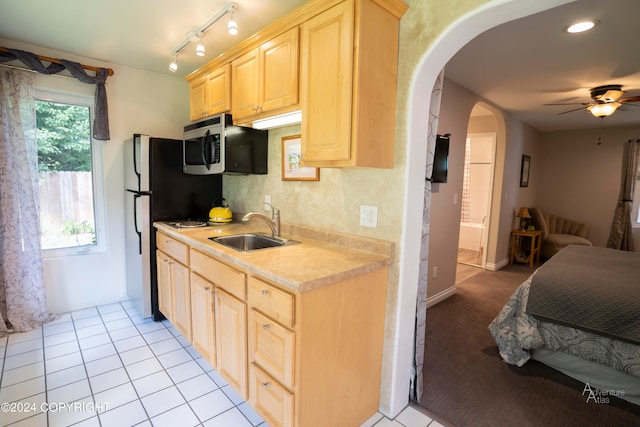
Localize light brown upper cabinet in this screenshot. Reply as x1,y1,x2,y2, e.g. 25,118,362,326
231,28,299,124
300,0,406,168
189,64,231,121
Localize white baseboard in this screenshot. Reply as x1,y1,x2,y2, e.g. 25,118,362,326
486,257,508,271
426,286,456,308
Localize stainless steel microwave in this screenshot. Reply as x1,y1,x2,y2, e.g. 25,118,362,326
183,114,268,175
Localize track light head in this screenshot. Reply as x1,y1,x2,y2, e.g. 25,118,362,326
227,3,238,35
169,54,178,72
227,17,238,35
196,35,205,56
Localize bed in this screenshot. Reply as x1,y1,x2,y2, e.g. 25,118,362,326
488,245,640,405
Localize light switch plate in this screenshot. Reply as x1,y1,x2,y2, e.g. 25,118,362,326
360,205,378,228
264,194,271,211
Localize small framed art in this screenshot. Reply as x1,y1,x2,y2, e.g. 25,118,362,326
281,135,319,181
520,155,531,187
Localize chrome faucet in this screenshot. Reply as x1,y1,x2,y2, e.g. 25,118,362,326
242,203,280,237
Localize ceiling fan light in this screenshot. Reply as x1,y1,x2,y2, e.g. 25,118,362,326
588,102,620,117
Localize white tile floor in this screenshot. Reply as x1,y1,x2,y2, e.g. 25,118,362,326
0,300,444,427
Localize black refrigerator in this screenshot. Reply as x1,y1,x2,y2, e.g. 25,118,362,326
124,134,222,320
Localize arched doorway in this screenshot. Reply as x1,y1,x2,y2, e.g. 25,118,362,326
387,0,574,418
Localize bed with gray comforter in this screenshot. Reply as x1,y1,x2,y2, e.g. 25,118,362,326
488,245,640,402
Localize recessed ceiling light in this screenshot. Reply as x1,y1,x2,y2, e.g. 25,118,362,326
565,20,599,33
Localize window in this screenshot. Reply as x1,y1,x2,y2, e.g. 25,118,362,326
36,91,106,256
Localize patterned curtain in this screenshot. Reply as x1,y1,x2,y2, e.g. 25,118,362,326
412,69,444,402
0,68,55,335
606,139,640,251
0,48,110,140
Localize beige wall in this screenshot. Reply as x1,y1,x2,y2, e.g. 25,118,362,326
537,126,640,247
427,78,542,298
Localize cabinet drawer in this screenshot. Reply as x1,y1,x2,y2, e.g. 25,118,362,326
248,277,295,328
249,364,293,427
249,309,294,389
191,249,246,300
156,232,189,265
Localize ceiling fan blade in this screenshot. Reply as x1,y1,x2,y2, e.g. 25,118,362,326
557,106,588,115
618,103,640,111
619,96,640,103
544,102,590,106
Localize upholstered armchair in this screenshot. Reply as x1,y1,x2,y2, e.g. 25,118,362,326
529,208,592,258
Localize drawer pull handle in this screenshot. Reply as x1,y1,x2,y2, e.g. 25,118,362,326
262,324,270,330
262,381,270,388
261,290,270,296
204,287,210,291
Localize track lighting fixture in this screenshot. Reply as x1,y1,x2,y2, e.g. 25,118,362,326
228,4,238,36
169,54,178,72
168,2,238,71
196,34,205,57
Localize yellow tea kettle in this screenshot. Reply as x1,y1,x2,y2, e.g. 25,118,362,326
209,198,233,224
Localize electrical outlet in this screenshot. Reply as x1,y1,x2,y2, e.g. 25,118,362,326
359,205,378,228
264,194,271,211
432,266,438,278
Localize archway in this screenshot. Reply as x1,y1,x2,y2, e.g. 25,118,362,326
457,105,498,271
387,0,574,417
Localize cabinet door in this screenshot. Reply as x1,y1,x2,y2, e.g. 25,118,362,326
260,28,299,113
156,250,173,322
189,76,207,121
231,48,260,121
205,64,231,116
215,287,248,399
249,364,294,427
249,309,295,389
191,273,216,366
300,1,354,163
171,260,191,341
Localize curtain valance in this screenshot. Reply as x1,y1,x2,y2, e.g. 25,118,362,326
0,48,111,140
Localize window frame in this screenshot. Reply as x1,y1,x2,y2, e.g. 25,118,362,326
36,88,107,257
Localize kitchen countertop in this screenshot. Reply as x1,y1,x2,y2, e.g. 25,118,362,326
154,221,394,293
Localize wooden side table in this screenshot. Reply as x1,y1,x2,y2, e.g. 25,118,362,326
510,229,542,268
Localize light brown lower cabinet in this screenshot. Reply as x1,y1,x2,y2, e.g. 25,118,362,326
249,364,294,427
159,235,388,427
247,270,387,427
156,251,191,339
190,273,216,367
214,287,248,399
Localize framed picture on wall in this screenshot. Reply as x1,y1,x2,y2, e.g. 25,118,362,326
281,135,320,181
520,155,531,187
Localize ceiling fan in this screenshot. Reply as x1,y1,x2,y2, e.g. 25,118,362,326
545,84,640,117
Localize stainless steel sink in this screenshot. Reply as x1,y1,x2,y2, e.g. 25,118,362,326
209,233,297,252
